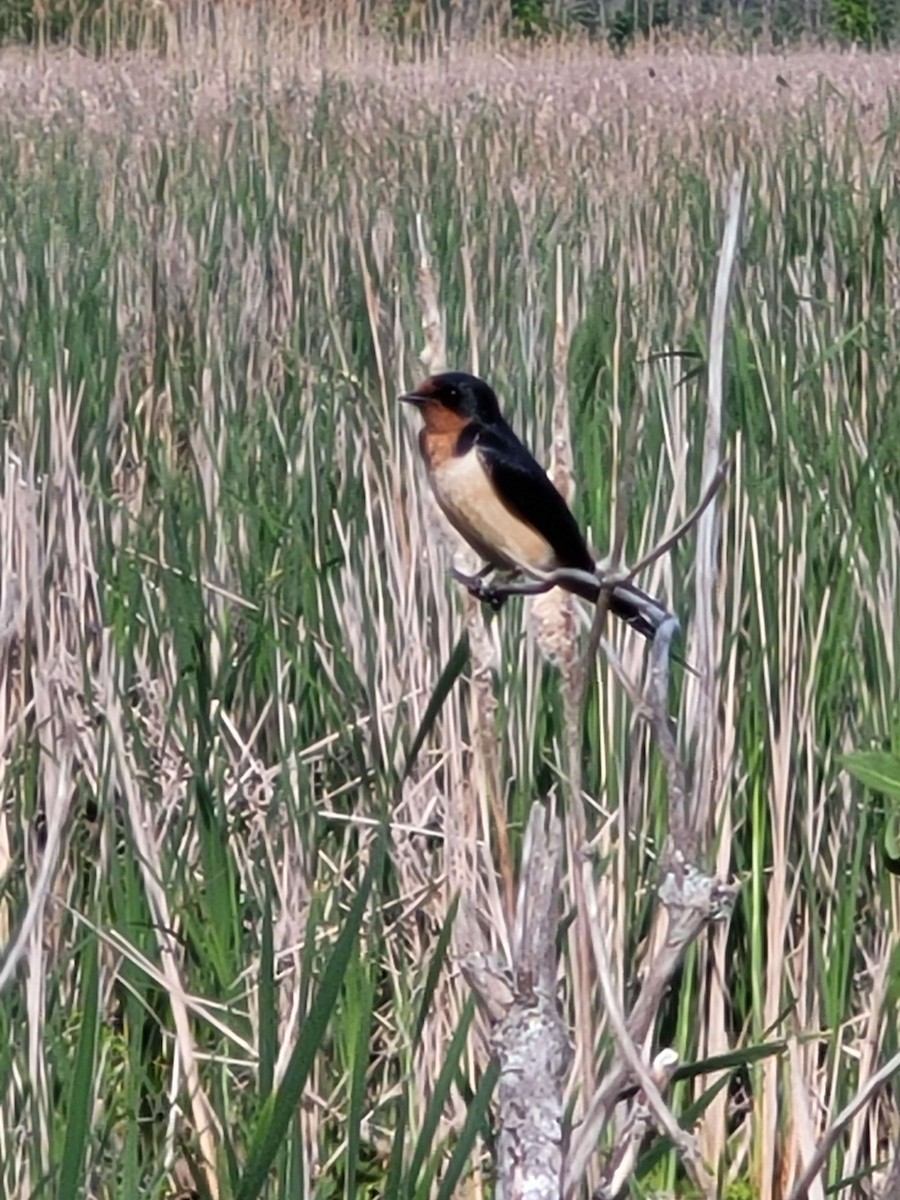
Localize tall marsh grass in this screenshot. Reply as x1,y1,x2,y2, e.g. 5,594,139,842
0,29,898,1199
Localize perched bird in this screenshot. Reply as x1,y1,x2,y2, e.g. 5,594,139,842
400,371,671,642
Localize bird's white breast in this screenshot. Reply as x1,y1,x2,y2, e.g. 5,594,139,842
429,447,556,572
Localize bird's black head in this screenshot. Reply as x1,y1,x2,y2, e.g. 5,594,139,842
400,372,502,424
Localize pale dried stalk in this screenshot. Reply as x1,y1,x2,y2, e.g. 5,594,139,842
687,167,746,839
0,454,71,1000
412,213,515,919
414,213,447,379
787,1039,826,1200
538,246,597,1114
0,744,73,998
104,663,221,1198
878,1139,900,1200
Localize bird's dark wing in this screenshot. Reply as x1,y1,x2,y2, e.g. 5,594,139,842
472,422,595,572
467,421,677,650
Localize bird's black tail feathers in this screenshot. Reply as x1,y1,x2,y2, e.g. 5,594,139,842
608,580,673,643
566,573,673,644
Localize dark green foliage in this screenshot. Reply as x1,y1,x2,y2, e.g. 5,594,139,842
830,0,898,46
607,1,671,53
510,0,554,37
841,748,900,873
0,0,164,50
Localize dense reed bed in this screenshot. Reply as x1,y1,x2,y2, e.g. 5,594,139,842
0,26,898,1199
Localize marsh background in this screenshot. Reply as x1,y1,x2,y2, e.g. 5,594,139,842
1,1,899,1196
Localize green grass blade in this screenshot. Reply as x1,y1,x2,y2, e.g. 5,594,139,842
839,750,900,801
57,932,100,1198
382,895,459,1198
344,953,377,1200
410,994,492,1200
259,885,277,1104
432,1060,499,1200
402,633,469,780
235,829,386,1200
412,893,459,1047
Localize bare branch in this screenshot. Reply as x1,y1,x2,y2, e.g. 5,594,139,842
454,453,729,624
593,1050,679,1200
565,864,737,1196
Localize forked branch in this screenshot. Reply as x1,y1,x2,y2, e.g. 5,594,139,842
455,456,730,618
454,171,745,1200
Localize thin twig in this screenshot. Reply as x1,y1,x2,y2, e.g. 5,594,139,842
460,455,729,610
620,458,731,583
787,1047,900,1200
593,1050,680,1200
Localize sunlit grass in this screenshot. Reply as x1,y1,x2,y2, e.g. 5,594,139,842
0,28,898,1199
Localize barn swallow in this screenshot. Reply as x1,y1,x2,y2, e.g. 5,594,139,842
400,371,671,642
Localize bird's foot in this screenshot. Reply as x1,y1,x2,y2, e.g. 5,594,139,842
451,565,492,590
451,565,558,609
482,589,508,612
468,579,508,611
451,565,508,610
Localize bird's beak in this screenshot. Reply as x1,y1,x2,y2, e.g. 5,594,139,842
399,391,427,406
